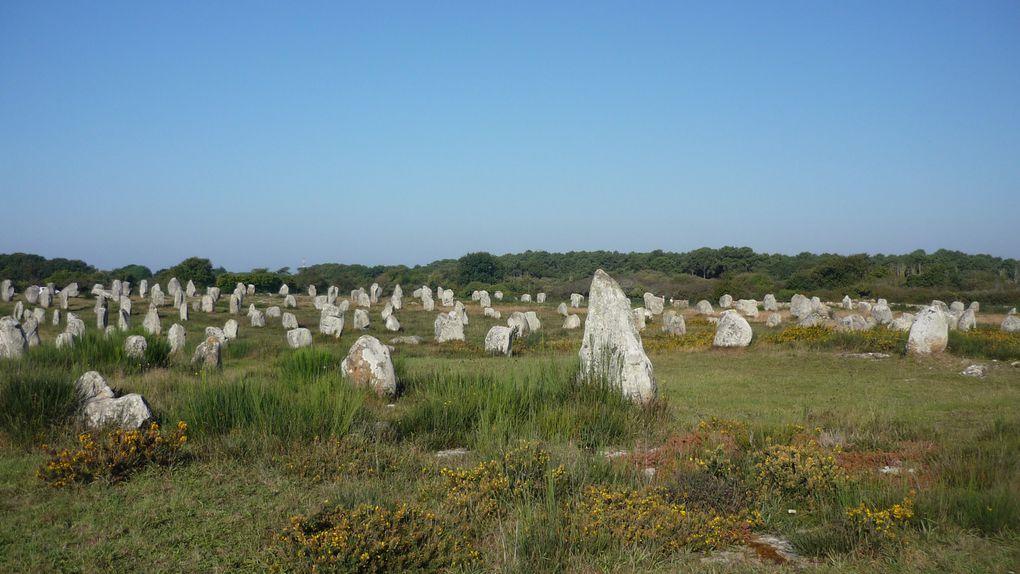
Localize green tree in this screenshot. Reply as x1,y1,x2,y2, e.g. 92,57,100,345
457,252,502,285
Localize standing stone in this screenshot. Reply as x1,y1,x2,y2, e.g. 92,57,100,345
1001,315,1020,333
695,300,714,315
25,285,40,304
314,295,328,310
871,301,893,326
320,315,344,338
441,289,455,307
168,324,186,354
180,302,190,321
713,310,753,348
381,302,394,321
52,309,61,326
191,336,222,369
279,284,290,297
385,315,400,331
167,277,181,297
22,317,40,347
59,290,70,310
266,306,281,319
790,294,812,319
286,328,313,348
96,307,109,330
507,311,531,338
455,301,469,325
229,294,241,314
719,294,733,309
185,280,196,297
557,302,569,316
536,293,547,304
250,310,266,327
66,313,86,337
201,294,214,313
520,294,532,303
484,307,501,319
341,335,397,397
889,313,914,331
841,295,853,310
422,293,435,311
32,307,45,324
479,291,491,308
223,319,239,340
282,312,299,330
765,312,782,328
119,308,132,331
38,288,52,309
434,312,465,342
0,279,13,302
484,325,516,356
579,270,655,403
143,308,161,336
494,291,504,301
13,301,24,321
907,306,949,354
124,335,148,359
308,284,317,298
643,293,665,315
524,310,540,333
151,286,166,307
661,311,686,336
391,284,403,310
763,294,779,312
139,280,148,298
119,296,132,315
247,284,255,296
369,283,382,304
353,309,370,330
837,314,869,332
205,326,227,344
562,314,582,330
969,301,980,312
284,294,297,308
735,299,759,318
356,290,371,308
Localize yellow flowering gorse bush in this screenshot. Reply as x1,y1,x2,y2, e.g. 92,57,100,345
277,503,479,573
38,421,188,487
756,442,846,500
846,492,915,540
576,485,760,552
440,441,566,519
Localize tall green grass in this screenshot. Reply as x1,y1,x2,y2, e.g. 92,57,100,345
395,362,659,452
170,372,366,441
0,363,77,446
20,329,171,374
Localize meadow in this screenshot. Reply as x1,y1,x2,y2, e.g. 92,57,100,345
1,291,1018,573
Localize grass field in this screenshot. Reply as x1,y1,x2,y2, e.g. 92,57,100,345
1,292,1019,573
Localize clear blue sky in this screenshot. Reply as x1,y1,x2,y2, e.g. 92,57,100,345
2,1,1018,272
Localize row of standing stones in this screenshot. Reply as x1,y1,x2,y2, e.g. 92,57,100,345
2,275,1018,427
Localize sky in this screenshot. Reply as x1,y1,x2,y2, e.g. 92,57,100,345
2,1,1018,272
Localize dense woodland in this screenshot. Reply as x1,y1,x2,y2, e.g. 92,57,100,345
2,247,1018,305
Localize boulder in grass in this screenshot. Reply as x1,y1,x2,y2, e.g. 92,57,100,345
124,335,148,359
713,310,752,348
75,371,153,429
434,312,465,342
484,325,516,356
191,336,222,369
562,314,582,330
907,306,949,354
286,328,313,348
341,335,397,397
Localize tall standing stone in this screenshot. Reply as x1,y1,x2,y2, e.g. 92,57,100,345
168,323,186,354
143,307,162,336
907,306,949,354
578,270,656,404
